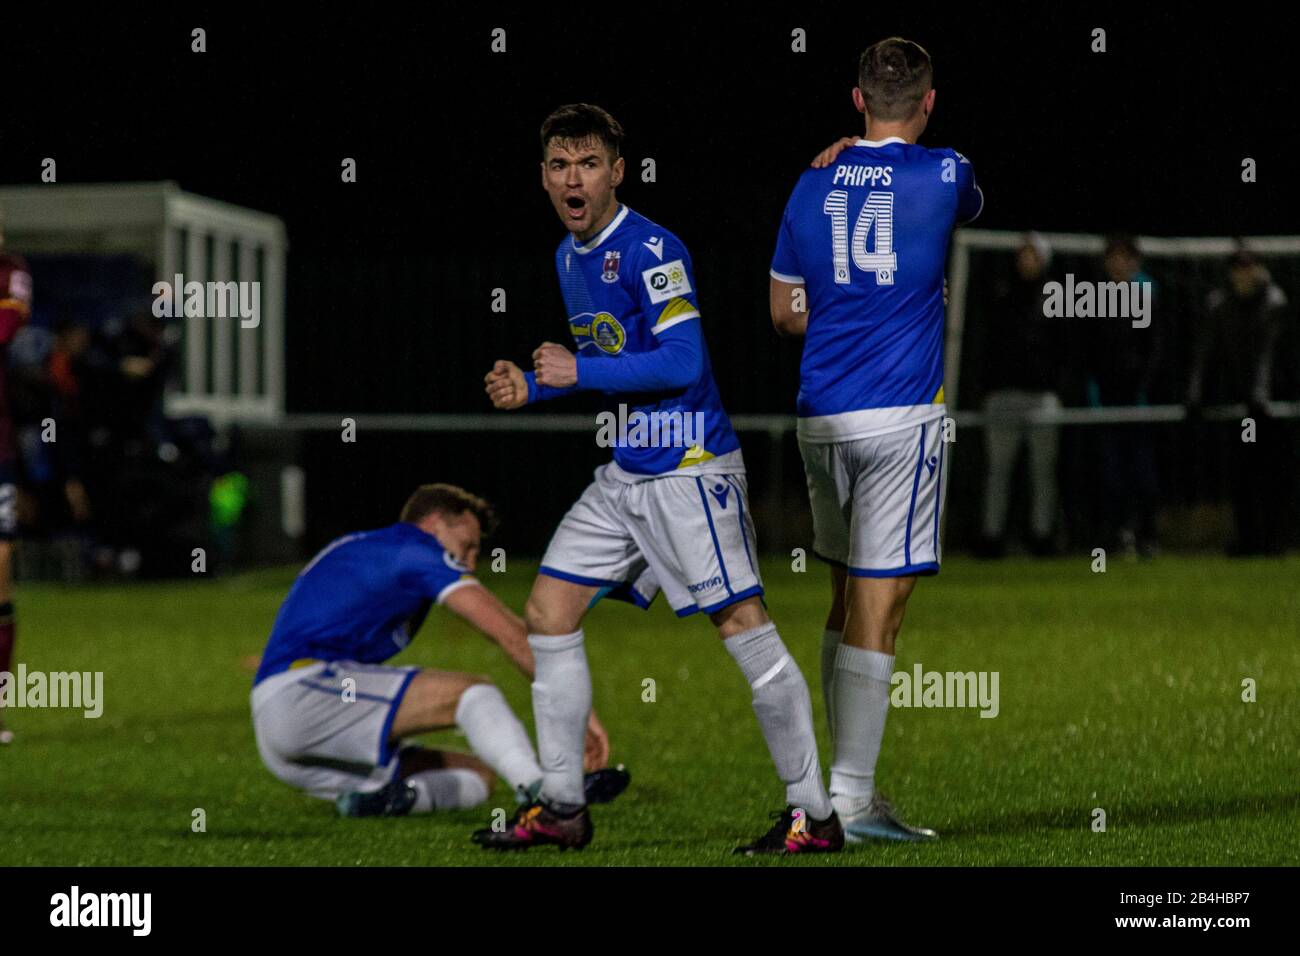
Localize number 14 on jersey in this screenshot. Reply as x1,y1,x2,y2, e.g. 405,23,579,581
823,190,897,285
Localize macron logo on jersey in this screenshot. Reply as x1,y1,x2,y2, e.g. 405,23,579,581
643,236,664,260
642,260,691,304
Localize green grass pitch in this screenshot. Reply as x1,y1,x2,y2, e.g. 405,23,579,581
2,555,1297,866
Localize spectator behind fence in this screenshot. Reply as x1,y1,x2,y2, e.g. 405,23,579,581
1086,235,1162,558
1186,249,1290,555
9,320,94,534
974,233,1065,558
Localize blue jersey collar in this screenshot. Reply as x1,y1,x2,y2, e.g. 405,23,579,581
572,204,629,254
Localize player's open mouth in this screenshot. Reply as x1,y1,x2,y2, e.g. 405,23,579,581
565,196,587,219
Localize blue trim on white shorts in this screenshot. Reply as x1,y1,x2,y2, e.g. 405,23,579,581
298,680,393,704
725,475,758,578
541,566,653,611
672,584,765,618
904,423,926,567
377,668,419,767
849,562,940,578
602,581,654,610
695,478,733,598
539,566,627,589
932,438,944,556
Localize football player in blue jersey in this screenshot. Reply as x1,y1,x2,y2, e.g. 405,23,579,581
481,104,840,854
251,483,626,818
769,38,983,843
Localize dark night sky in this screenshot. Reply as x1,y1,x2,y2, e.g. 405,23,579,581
3,6,1296,417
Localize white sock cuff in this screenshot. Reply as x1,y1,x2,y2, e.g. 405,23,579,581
454,681,503,725
835,644,895,681
528,629,584,653
411,767,490,811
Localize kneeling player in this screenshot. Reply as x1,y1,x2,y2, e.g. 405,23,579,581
251,483,627,816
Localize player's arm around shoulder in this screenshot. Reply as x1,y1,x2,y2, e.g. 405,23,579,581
770,276,807,338
947,148,984,225
443,581,535,679
769,167,816,338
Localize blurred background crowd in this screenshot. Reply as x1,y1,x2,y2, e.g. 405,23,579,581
963,233,1295,561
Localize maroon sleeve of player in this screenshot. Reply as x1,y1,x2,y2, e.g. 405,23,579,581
0,254,32,345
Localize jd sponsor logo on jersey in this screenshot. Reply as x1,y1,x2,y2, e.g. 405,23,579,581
687,575,723,595
642,259,691,304
569,312,627,354
601,250,621,283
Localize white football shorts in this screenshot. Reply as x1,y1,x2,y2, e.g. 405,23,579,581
798,418,947,577
251,660,418,799
540,463,763,617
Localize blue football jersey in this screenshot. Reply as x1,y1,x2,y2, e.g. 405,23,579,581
771,138,982,441
253,522,477,685
554,204,741,475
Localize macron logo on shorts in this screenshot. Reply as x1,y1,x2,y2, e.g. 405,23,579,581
709,482,730,509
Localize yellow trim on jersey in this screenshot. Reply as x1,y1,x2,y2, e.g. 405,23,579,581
0,298,30,317
655,296,697,326
933,385,945,404
289,658,320,670
676,444,715,469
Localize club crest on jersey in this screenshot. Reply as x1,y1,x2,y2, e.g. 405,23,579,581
569,311,627,355
601,250,621,283
443,551,471,574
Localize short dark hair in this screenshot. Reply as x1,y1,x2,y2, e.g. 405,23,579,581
1228,249,1261,271
858,38,933,122
1103,234,1141,260
541,103,624,162
400,483,498,535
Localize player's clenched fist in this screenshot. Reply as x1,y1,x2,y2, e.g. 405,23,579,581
484,359,527,410
533,341,578,388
